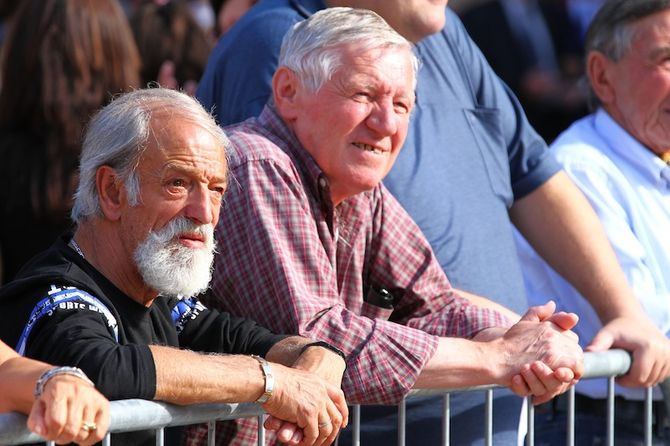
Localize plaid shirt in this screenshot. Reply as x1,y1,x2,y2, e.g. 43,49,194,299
185,106,508,445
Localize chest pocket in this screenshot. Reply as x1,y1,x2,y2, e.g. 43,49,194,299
465,108,513,207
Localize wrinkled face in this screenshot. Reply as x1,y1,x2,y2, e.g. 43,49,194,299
339,0,448,42
290,44,415,205
602,9,670,156
120,113,228,294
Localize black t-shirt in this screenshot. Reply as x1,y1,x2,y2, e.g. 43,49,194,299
0,234,287,445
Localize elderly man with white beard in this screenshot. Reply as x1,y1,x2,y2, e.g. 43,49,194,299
0,88,348,446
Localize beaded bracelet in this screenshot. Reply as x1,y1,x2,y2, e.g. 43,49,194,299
34,366,95,398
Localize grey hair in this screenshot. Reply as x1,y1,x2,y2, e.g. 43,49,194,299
585,0,670,109
278,7,420,93
71,87,229,224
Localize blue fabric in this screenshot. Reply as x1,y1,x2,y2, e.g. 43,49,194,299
197,1,560,443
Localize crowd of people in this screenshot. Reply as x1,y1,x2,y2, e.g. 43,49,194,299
0,1,668,446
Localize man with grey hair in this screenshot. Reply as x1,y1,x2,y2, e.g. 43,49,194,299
0,87,349,446
191,7,585,445
515,0,670,443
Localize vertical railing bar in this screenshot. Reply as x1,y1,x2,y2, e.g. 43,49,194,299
103,432,111,446
257,415,265,446
442,393,450,446
397,398,406,446
155,427,164,446
352,405,360,446
645,387,652,446
47,441,55,446
607,377,615,446
566,386,575,446
207,419,216,446
526,396,534,446
485,389,493,446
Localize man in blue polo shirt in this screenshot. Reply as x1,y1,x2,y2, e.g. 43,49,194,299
196,0,670,444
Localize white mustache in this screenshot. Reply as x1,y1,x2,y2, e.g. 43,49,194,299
150,217,214,248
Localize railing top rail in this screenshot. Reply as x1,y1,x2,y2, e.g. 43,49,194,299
0,349,634,445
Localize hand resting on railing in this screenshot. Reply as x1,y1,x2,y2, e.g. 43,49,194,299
0,340,109,446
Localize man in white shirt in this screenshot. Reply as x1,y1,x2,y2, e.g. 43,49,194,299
515,0,670,443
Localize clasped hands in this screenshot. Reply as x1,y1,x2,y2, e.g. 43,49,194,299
478,300,585,405
259,348,348,446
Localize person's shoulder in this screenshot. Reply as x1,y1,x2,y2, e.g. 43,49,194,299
214,1,302,50
224,118,294,168
551,115,607,160
550,115,620,176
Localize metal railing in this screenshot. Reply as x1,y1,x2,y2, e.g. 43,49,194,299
1,349,662,446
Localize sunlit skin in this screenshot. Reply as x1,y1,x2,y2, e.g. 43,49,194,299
218,0,257,35
74,112,228,306
121,114,227,275
327,0,448,43
275,44,415,206
590,8,670,158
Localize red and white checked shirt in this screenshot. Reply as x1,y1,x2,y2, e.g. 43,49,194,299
185,106,509,445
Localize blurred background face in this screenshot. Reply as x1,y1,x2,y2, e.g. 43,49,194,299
331,0,448,42
601,9,670,156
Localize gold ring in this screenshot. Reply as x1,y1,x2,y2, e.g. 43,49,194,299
318,420,331,428
81,421,97,432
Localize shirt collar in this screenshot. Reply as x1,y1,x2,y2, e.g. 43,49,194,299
594,108,670,190
257,104,335,208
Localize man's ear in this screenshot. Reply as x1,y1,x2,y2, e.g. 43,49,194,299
587,51,616,105
272,66,301,120
97,166,124,221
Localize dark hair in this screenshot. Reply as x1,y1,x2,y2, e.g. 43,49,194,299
130,0,213,89
0,0,141,216
585,0,670,109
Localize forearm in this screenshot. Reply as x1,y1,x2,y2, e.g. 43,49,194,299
151,345,266,405
265,336,314,366
453,289,520,323
510,171,643,323
414,337,500,389
0,355,50,413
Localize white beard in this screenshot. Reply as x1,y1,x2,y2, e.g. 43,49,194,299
134,217,216,297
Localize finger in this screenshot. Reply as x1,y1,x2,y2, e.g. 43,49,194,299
553,367,576,383
521,300,556,323
545,312,579,331
40,393,68,442
290,428,304,445
298,413,318,446
54,395,83,445
520,362,548,396
90,403,110,445
76,404,105,446
314,414,334,446
510,373,530,397
26,400,47,439
327,385,349,428
263,415,283,432
585,330,614,352
275,421,300,444
323,399,344,446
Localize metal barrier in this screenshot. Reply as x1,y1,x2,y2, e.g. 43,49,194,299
0,349,660,446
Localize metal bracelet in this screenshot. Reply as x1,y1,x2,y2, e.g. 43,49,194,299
251,356,274,404
34,366,94,398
